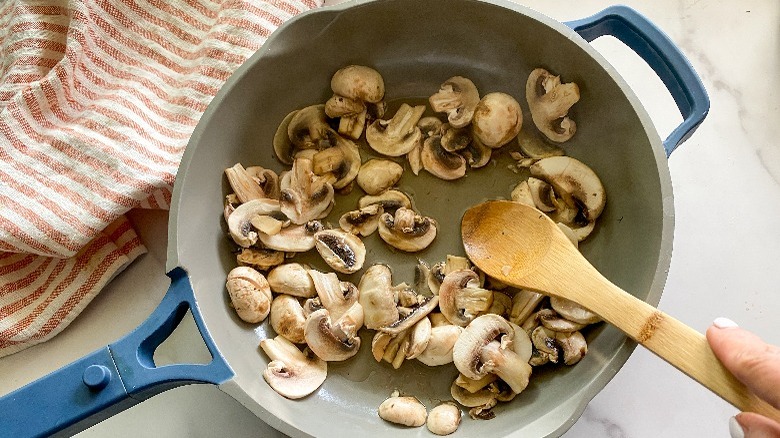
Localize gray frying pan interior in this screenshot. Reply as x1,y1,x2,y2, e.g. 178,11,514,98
169,0,673,436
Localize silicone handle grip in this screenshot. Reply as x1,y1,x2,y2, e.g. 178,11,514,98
565,5,710,156
0,267,233,438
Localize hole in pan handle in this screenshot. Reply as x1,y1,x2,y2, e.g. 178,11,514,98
565,5,710,156
0,267,233,438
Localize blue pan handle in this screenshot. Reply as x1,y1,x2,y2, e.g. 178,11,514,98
565,5,710,156
0,267,233,438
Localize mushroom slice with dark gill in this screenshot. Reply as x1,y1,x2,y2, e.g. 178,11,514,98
452,314,532,394
338,204,384,237
260,335,326,399
429,76,480,128
313,229,366,274
526,68,580,143
304,304,363,362
310,132,361,190
421,135,467,181
258,220,323,253
358,189,412,213
377,207,438,252
438,269,493,327
279,157,335,224
226,198,281,248
366,103,426,156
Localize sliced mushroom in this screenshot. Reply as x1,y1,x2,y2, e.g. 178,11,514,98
450,380,497,419
530,326,588,365
358,189,412,213
378,395,427,427
227,198,281,247
537,308,587,333
224,163,266,203
421,135,467,181
454,372,498,394
366,103,426,156
508,289,545,327
305,305,363,362
250,215,283,236
418,116,444,137
267,263,316,298
526,68,580,143
259,335,326,399
259,220,323,253
311,133,361,190
429,76,480,128
486,291,512,319
279,158,335,225
462,136,492,169
287,104,332,151
471,92,523,148
358,264,400,329
453,314,532,394
223,193,240,222
530,326,560,364
338,204,384,237
527,177,558,213
273,110,299,165
406,316,433,359
377,207,438,252
407,138,424,176
225,266,272,323
270,294,307,344
380,294,439,337
313,229,366,274
516,129,565,159
510,180,535,207
530,156,606,223
440,124,471,152
549,296,601,325
557,223,579,248
427,402,461,436
356,159,404,195
416,324,463,366
308,269,359,321
438,269,493,326
236,247,285,271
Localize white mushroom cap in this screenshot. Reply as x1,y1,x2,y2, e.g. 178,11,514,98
330,65,385,103
416,324,463,366
471,92,523,148
225,266,272,323
267,263,316,298
358,264,400,330
378,395,427,427
259,336,326,399
270,294,307,344
427,402,461,436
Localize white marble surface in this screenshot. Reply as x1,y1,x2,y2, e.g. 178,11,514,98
2,0,779,437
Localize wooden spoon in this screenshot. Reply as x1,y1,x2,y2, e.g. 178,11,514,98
461,200,780,422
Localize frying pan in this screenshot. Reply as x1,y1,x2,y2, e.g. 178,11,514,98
0,0,708,437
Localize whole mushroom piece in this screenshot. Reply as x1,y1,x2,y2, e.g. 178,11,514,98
471,92,523,148
225,266,273,323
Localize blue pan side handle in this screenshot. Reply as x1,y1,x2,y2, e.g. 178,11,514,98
0,267,233,438
109,267,233,400
565,5,710,156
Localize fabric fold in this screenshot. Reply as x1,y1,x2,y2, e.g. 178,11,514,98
0,0,322,357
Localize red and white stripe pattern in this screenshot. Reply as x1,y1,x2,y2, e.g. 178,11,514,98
0,0,322,357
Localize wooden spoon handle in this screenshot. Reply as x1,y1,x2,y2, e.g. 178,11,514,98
577,271,780,422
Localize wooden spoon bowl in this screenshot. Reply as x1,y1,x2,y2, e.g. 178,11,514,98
461,200,780,422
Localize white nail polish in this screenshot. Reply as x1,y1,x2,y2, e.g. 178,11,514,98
729,416,745,438
714,317,739,329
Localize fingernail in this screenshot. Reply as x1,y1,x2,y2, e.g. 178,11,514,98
729,416,745,438
714,317,739,329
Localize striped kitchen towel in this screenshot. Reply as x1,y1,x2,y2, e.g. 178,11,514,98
0,0,322,357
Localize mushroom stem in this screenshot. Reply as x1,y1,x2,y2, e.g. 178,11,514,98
479,340,532,394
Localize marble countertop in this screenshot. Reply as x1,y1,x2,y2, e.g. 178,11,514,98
2,0,779,437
